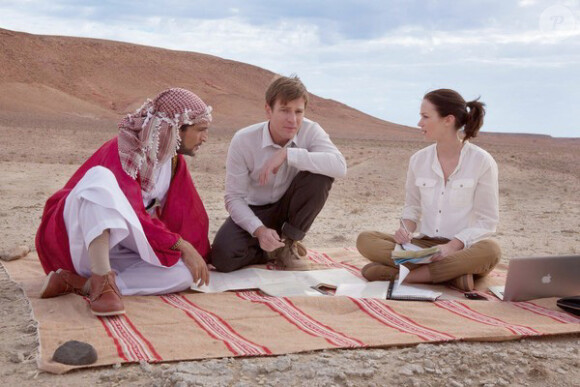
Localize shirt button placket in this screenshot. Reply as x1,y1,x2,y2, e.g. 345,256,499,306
435,188,445,236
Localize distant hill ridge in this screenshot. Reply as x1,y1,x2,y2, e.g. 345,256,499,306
0,27,413,139
2,27,574,145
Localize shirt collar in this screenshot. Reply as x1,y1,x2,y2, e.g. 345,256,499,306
430,141,471,178
260,122,298,149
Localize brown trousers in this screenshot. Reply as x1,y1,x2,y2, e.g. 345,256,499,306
211,172,334,272
356,231,501,283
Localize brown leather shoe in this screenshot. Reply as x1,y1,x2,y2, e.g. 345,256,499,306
361,262,399,282
40,269,88,298
290,241,308,259
88,271,125,316
448,274,474,292
273,240,310,269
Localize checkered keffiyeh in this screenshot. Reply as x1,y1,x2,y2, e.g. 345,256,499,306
118,88,212,193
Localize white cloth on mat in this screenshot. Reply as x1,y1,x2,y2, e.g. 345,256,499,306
62,164,193,295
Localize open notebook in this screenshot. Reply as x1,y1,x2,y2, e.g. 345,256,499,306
388,265,442,301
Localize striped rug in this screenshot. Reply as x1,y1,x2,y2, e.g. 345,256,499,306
3,248,579,374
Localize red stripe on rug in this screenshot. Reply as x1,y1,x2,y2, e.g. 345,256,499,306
161,294,271,356
237,291,365,347
513,301,580,324
435,300,539,336
98,315,162,362
352,298,455,342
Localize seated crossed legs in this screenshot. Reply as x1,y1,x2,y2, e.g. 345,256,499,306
212,171,333,272
356,231,501,291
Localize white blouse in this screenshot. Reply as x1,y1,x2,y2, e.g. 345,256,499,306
401,142,499,247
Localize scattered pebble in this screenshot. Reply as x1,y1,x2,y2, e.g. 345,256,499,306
139,360,153,373
449,379,463,387
0,245,30,261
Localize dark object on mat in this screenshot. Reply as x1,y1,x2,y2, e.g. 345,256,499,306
557,296,580,316
52,340,98,365
464,292,487,300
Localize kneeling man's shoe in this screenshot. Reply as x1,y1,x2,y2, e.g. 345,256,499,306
89,271,125,316
40,269,88,298
290,241,308,259
274,240,310,269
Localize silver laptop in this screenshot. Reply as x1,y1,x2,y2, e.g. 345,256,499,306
489,255,580,302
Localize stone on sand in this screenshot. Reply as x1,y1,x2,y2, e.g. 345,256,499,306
0,245,30,261
52,340,98,365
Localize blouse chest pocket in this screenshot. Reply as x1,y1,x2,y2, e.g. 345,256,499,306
449,178,475,207
415,177,437,207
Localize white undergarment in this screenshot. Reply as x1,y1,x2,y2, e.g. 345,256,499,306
62,161,193,295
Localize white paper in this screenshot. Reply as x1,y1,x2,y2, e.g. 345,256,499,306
335,281,389,299
398,264,411,284
392,264,442,300
392,283,442,300
259,282,327,297
401,243,423,251
191,268,365,295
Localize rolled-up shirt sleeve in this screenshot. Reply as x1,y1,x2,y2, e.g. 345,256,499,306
286,123,347,178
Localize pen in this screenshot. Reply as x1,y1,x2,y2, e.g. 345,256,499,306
399,217,411,235
386,280,395,300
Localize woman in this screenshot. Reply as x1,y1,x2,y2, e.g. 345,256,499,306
356,89,501,291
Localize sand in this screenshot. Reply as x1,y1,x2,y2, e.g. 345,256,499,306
1,121,579,386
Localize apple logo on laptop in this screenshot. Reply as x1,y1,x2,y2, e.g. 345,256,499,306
541,274,552,284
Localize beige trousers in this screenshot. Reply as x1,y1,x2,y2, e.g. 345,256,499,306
356,231,501,283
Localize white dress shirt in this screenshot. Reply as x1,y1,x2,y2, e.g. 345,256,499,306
141,157,172,215
401,142,499,247
225,118,347,235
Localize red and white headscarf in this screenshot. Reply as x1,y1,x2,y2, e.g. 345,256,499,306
118,88,212,193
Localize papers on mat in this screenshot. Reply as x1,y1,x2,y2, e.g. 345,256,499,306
392,243,439,265
192,266,441,301
335,282,389,299
192,268,366,296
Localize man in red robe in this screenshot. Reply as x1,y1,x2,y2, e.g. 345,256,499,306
36,88,212,316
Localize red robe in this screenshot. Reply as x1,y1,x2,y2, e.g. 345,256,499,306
35,137,210,274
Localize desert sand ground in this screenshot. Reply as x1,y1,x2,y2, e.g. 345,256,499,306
0,120,579,386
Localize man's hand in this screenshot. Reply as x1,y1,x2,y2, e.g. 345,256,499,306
431,238,464,262
259,148,287,185
177,239,210,286
253,226,285,252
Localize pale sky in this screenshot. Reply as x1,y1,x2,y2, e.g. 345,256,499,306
1,0,579,137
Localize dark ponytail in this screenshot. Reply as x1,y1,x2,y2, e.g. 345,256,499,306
424,89,486,143
464,99,485,142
